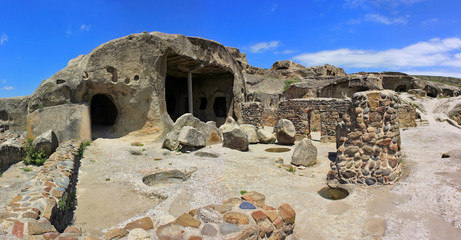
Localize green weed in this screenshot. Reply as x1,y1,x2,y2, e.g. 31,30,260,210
23,139,47,166
286,165,296,173
283,78,299,93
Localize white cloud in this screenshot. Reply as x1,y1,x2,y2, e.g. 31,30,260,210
347,18,362,24
422,18,439,26
404,71,461,78
1,33,8,45
250,41,280,53
80,24,91,31
66,25,72,37
345,0,424,8
1,86,15,91
282,50,298,54
293,37,461,69
365,13,407,24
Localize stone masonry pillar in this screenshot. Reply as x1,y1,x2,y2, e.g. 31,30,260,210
329,90,402,185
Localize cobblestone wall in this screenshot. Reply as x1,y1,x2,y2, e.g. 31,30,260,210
276,99,351,142
0,140,82,238
241,102,278,127
330,90,402,185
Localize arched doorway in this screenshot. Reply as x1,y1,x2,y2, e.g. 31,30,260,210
90,94,118,138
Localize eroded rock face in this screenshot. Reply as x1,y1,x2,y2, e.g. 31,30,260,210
0,134,25,171
448,102,461,125
25,32,246,139
274,119,296,145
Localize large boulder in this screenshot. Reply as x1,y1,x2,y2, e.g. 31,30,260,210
32,130,59,157
218,117,240,133
27,104,91,143
257,127,276,144
291,138,317,167
222,128,249,151
163,131,179,151
174,113,222,145
0,137,25,171
240,124,259,143
177,126,206,150
448,103,461,125
274,119,296,145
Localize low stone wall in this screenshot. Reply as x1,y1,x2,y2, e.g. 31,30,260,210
0,140,82,238
277,98,351,142
241,102,278,128
102,191,296,240
241,102,264,127
330,90,402,185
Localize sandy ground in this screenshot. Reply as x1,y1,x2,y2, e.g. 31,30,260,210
1,94,460,239
0,162,42,210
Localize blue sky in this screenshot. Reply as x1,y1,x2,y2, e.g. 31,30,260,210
1,0,460,97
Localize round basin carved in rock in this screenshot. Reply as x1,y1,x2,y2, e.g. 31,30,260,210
142,167,197,186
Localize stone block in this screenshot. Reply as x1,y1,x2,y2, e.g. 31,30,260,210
27,104,91,144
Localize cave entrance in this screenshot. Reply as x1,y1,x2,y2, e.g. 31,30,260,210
395,85,408,92
165,54,234,126
90,94,118,138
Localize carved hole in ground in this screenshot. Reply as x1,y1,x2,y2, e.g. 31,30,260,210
90,94,118,138
165,53,233,126
265,147,291,153
318,187,349,200
142,169,195,186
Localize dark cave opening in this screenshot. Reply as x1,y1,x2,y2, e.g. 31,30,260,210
90,94,118,127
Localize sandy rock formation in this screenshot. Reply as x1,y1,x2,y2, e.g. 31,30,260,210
4,32,246,141
448,102,461,125
0,134,25,172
